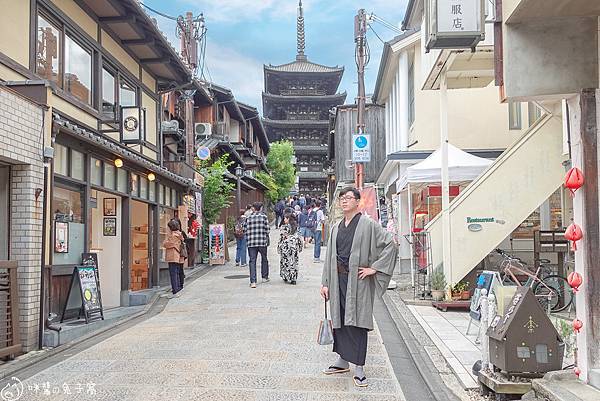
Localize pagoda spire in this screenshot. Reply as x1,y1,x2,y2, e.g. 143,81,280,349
296,0,306,61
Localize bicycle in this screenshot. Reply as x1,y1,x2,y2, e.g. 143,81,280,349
494,249,573,313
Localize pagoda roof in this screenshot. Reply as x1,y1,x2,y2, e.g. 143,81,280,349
263,91,346,103
263,118,329,128
265,59,344,74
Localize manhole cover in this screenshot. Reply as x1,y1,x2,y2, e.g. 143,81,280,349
224,274,250,279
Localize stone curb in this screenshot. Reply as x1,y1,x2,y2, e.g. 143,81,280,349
0,264,212,381
383,291,464,401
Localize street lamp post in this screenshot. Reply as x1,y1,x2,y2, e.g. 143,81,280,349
235,166,244,213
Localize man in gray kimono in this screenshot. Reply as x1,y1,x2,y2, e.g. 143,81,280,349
320,187,398,387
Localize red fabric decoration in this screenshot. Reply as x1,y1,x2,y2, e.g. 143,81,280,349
573,319,583,333
567,272,583,293
565,223,584,251
574,367,581,377
565,167,585,197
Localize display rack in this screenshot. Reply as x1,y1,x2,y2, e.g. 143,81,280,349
131,225,149,290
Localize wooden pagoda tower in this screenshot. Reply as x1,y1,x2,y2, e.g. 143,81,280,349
263,0,346,196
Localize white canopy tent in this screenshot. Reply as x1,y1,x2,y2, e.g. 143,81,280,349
397,143,493,191
397,143,493,290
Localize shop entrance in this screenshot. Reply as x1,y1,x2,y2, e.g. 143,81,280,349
0,166,8,260
130,200,149,291
88,190,122,308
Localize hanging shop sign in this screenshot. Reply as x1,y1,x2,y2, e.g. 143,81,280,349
425,0,486,51
61,265,105,323
352,134,371,163
208,224,226,265
120,106,146,144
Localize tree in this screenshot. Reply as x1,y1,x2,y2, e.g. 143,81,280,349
196,154,235,225
256,171,278,203
263,141,296,200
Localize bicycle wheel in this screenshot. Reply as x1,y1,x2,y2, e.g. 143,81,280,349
534,275,573,313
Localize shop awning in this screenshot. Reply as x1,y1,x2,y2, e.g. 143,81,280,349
397,143,493,191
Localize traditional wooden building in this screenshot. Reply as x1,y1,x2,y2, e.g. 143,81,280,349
262,0,345,197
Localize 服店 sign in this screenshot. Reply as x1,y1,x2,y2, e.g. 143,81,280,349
352,134,371,163
437,0,480,33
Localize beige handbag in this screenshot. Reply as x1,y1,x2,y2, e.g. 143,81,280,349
317,300,334,345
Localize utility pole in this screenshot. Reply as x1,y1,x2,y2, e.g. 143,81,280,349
354,9,368,190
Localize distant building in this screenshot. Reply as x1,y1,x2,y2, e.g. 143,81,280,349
262,0,346,197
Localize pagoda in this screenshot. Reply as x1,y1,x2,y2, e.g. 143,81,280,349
263,0,346,196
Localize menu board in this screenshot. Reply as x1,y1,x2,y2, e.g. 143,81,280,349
61,263,104,323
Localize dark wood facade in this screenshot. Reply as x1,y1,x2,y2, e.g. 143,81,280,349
262,1,345,197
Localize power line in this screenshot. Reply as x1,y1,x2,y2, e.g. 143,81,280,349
139,2,179,21
368,25,386,45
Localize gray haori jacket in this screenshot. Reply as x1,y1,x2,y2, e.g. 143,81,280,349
321,215,398,331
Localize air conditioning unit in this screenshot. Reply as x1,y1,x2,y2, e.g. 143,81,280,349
161,120,179,132
194,122,211,137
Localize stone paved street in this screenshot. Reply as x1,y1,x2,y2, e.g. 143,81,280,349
19,231,405,401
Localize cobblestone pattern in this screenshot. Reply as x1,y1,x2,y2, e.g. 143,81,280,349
20,231,405,400
0,86,45,352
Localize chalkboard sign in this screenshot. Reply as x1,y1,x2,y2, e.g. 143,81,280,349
61,265,104,323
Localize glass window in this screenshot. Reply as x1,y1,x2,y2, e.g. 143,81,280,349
120,80,137,107
91,158,102,186
64,35,92,105
117,168,128,193
54,144,68,176
509,101,522,130
171,190,177,207
130,173,139,196
159,207,175,269
52,186,85,264
139,176,148,199
70,149,85,181
36,15,61,86
104,164,116,190
158,184,164,204
165,187,171,207
102,68,116,119
149,181,156,202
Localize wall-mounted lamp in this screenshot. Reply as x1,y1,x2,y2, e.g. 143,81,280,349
114,158,123,168
147,173,156,182
35,188,43,200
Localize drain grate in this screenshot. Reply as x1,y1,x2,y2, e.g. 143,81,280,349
224,274,250,280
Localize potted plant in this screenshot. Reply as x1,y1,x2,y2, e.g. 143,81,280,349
431,268,447,301
452,281,470,300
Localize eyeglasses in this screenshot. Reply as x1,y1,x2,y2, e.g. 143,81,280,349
339,196,357,202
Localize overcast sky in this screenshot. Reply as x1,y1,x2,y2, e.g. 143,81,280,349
143,0,408,111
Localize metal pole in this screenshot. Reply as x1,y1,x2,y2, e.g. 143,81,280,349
236,178,242,214
354,9,367,190
407,184,415,289
480,289,489,367
440,69,452,290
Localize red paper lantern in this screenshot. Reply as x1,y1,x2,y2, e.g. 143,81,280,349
567,271,583,293
565,223,584,251
573,319,583,333
565,167,585,197
574,367,581,377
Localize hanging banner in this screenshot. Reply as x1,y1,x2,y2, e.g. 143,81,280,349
208,224,226,265
358,187,378,220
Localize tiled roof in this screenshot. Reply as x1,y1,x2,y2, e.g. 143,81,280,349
265,60,343,74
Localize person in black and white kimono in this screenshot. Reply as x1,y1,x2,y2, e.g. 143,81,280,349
278,212,303,285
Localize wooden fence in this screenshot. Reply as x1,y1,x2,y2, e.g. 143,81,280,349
0,261,22,359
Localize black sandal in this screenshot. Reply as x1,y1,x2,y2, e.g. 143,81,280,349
353,376,368,387
323,366,350,375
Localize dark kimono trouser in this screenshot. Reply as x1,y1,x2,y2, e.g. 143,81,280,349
333,270,368,366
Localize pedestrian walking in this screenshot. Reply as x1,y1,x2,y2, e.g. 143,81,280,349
162,219,186,298
234,209,248,267
277,212,303,285
320,187,398,388
245,202,270,288
298,207,311,246
313,201,326,262
175,217,188,288
275,199,285,228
